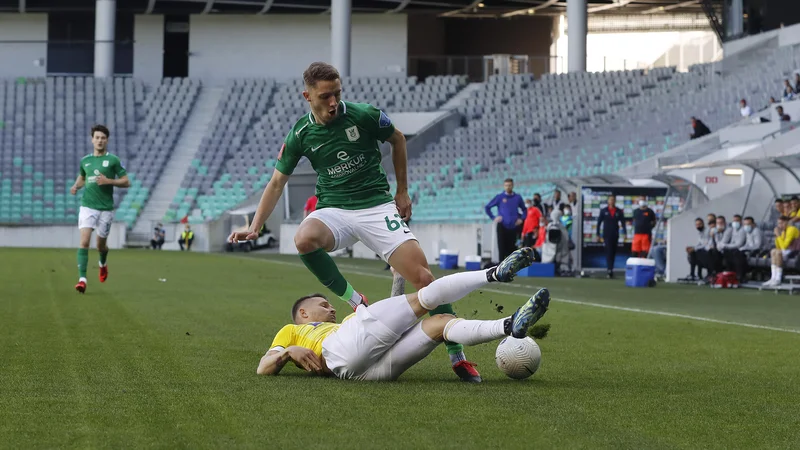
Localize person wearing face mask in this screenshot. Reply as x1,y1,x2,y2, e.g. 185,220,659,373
531,193,545,216
685,218,711,280
740,217,763,253
737,216,763,281
707,215,732,276
521,197,543,248
632,198,656,258
559,203,573,234
560,204,576,251
719,214,748,281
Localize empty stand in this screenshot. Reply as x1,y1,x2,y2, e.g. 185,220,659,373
0,77,142,224
398,45,800,223
165,75,466,222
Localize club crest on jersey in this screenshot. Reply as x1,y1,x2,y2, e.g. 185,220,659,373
345,126,360,142
378,111,392,128
102,160,109,167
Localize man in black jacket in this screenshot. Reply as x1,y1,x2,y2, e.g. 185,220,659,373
632,198,656,257
597,195,627,278
690,117,711,140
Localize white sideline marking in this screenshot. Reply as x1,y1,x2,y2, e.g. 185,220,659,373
238,256,800,336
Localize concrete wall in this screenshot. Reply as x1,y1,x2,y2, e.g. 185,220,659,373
0,14,47,78
133,15,164,84
0,223,126,249
189,15,407,82
389,111,451,135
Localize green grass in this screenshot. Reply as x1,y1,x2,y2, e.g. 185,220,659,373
2,248,800,449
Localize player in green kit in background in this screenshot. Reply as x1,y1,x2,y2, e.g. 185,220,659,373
229,62,483,382
70,125,130,293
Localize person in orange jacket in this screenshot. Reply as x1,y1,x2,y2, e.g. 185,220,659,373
521,198,542,248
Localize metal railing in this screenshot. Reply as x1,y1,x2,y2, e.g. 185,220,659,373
407,55,563,82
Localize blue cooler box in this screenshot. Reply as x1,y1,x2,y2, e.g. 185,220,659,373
517,263,555,278
464,255,482,271
625,258,656,287
439,249,459,270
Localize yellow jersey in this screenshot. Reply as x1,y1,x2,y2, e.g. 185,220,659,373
776,225,800,250
268,314,354,357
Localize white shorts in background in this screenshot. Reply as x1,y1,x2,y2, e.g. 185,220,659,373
322,300,440,381
78,206,114,238
304,202,417,262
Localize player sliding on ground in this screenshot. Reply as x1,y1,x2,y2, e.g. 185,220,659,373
257,248,550,381
230,62,484,382
70,125,130,293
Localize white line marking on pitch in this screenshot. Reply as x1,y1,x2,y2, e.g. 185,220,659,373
236,256,800,335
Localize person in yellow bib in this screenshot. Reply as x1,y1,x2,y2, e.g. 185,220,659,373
257,248,549,381
763,215,800,287
179,224,194,251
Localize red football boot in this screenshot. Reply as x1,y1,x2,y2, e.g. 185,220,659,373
99,265,108,283
453,360,482,383
75,280,87,293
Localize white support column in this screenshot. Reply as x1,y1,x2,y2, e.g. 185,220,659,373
730,0,744,37
331,0,352,76
94,0,116,78
567,0,587,72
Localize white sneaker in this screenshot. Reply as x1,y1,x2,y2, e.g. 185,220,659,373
762,279,780,287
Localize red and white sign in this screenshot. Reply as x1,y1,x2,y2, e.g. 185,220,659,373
705,176,718,184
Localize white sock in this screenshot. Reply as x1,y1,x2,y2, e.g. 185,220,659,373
390,272,406,297
443,318,508,346
776,267,783,283
79,277,87,283
449,352,466,365
347,290,364,309
417,270,489,311
770,265,778,281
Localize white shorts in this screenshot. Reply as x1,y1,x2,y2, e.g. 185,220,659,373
322,298,439,381
304,202,417,262
783,250,793,259
78,206,114,238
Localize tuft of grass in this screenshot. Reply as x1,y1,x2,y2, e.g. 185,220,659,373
528,322,550,340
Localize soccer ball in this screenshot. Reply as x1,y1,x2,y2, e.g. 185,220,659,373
495,336,541,380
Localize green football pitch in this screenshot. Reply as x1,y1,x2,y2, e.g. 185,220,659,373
2,248,800,449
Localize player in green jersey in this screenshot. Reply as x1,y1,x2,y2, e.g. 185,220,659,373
70,125,130,293
229,62,482,382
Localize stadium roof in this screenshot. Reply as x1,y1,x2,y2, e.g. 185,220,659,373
0,0,707,17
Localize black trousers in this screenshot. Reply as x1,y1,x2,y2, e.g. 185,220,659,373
151,238,164,250
688,250,708,277
723,249,748,279
497,223,520,262
179,237,194,251
707,248,724,274
522,232,536,248
604,235,618,272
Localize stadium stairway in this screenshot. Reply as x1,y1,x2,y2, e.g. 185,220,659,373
440,82,483,111
128,86,225,242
